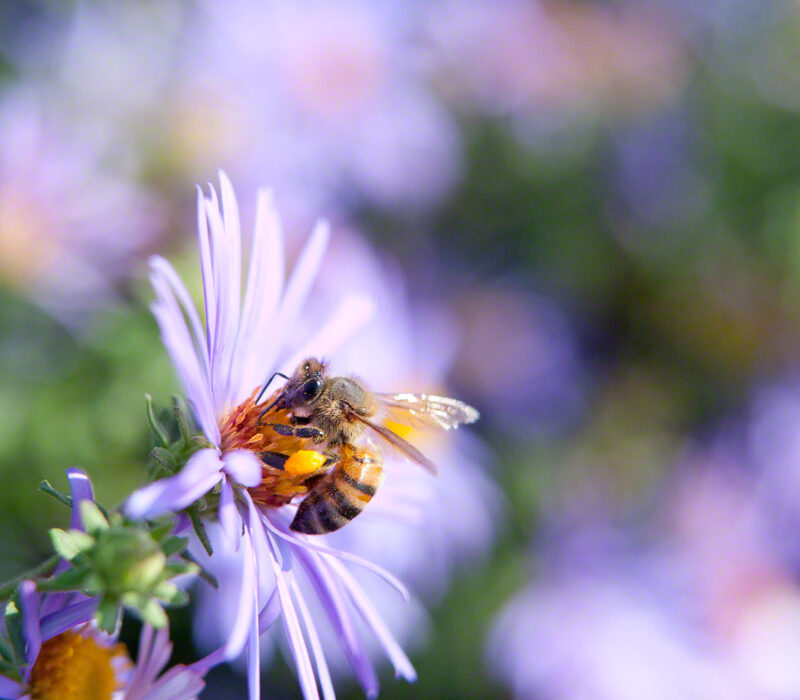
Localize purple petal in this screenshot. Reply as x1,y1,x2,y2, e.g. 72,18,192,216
328,559,417,682
124,622,154,695
289,576,336,700
124,449,223,519
265,533,320,700
280,295,375,375
246,578,261,700
262,514,409,601
0,677,24,698
150,270,220,445
139,667,206,700
150,256,210,383
196,185,217,376
223,450,263,487
19,581,40,679
66,469,94,531
210,171,242,409
222,505,256,659
246,495,278,596
142,626,173,688
260,220,330,380
187,645,227,676
258,589,280,634
232,189,285,402
296,548,379,698
40,598,97,641
217,478,239,550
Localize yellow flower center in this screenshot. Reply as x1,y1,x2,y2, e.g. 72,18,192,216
28,629,128,700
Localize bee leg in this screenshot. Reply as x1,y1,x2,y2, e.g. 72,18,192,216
259,450,289,470
265,423,326,442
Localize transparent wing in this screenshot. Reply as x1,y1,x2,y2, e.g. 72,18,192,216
377,393,480,431
351,413,438,474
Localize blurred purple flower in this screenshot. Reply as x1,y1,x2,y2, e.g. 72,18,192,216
169,0,460,215
124,172,420,698
0,88,162,325
427,0,687,130
489,449,800,699
0,469,205,699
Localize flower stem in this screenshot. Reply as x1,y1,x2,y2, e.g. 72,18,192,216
0,554,60,600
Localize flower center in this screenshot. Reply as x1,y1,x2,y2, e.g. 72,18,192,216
28,628,128,700
219,389,328,507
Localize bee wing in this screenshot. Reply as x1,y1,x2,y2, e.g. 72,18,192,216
351,412,438,475
377,393,480,431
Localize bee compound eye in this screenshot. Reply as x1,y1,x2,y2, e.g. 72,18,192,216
303,377,322,401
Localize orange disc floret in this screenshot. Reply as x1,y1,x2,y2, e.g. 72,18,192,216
220,387,329,507
28,628,129,700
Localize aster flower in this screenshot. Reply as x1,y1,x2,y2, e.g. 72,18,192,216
0,88,161,325
0,469,205,699
125,172,421,698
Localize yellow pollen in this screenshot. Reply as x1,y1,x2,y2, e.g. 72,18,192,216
384,420,415,439
285,450,327,476
28,629,128,700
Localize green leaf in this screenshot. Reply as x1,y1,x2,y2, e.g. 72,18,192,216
145,393,170,448
37,566,91,592
180,550,218,589
161,536,189,557
95,598,121,634
150,447,177,474
163,561,199,579
49,529,95,561
4,598,24,667
0,655,19,679
173,396,192,446
153,581,189,606
149,522,176,542
79,502,109,535
0,634,15,664
138,599,168,629
187,509,213,556
39,480,72,509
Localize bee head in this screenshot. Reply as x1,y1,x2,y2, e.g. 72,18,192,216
282,357,326,408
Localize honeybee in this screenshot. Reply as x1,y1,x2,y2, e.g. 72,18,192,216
260,357,479,535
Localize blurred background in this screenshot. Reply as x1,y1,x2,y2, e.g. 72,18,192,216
4,0,800,697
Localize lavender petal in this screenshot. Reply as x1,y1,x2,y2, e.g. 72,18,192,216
124,448,223,519
296,548,379,698
18,581,40,680
223,449,263,487
289,575,336,700
327,558,417,683
265,532,320,700
217,478,239,550
232,188,284,402
40,598,97,641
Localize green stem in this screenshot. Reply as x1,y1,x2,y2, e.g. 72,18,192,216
0,554,60,601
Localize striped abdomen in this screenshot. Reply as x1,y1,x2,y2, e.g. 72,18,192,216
290,445,384,535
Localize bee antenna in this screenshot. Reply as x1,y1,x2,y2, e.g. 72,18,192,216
255,371,289,405
257,395,282,424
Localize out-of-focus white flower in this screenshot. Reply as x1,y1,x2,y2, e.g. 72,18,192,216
0,88,161,324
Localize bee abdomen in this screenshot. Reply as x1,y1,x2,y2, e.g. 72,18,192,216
290,447,383,535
